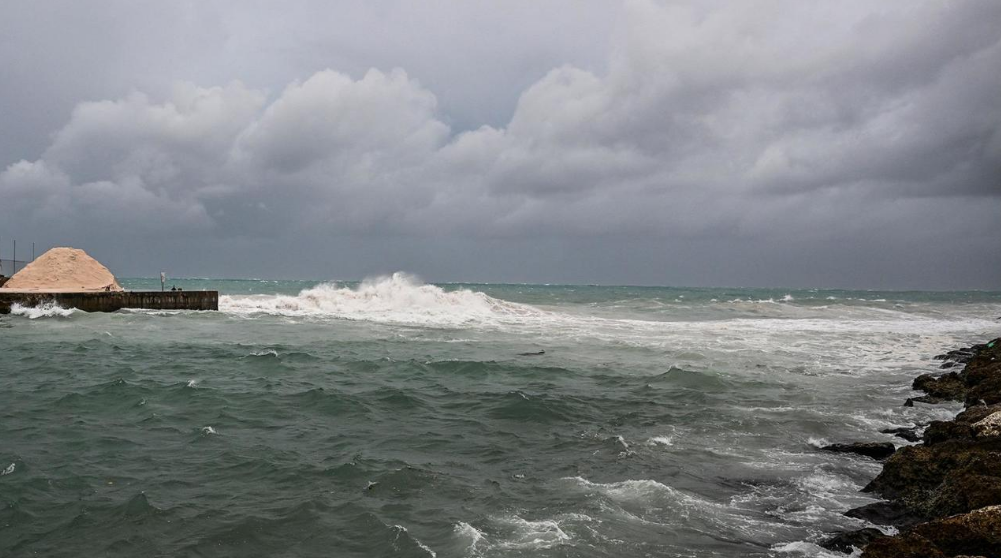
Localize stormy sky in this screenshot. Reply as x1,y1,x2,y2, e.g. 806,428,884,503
1,1,999,289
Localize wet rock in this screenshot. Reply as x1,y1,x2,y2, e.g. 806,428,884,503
967,375,1001,406
926,469,1001,517
913,372,967,401
972,411,1001,439
861,533,946,558
905,395,947,406
956,403,1001,425
821,442,895,460
845,500,922,527
867,443,1001,517
923,420,974,445
934,347,980,364
857,341,1001,557
820,528,887,553
909,505,1001,558
882,425,924,443
963,360,1001,388
864,444,972,499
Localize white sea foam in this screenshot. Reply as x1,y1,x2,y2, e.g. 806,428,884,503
646,436,674,446
202,426,216,435
220,272,541,327
454,521,485,550
772,540,855,557
807,437,829,448
566,476,678,504
392,525,436,557
493,516,571,550
1,463,14,476
9,302,75,319
186,379,199,388
793,471,859,501
217,271,997,376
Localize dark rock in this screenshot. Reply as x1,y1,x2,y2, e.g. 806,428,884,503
956,403,1001,424
963,360,1001,388
820,528,887,553
866,442,1001,516
913,372,967,400
967,375,1001,406
926,470,1001,517
858,342,1001,557
864,444,970,499
905,395,948,406
934,347,979,364
861,533,946,558
923,420,974,445
881,425,924,443
845,500,922,527
909,505,1001,558
821,442,896,460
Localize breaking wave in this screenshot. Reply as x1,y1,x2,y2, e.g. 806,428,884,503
9,302,76,319
219,272,540,327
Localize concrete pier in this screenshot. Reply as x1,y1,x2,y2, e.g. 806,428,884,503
0,290,218,314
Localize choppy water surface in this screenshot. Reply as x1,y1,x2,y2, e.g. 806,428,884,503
2,274,999,557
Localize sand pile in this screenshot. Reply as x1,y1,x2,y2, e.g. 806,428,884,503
2,247,123,291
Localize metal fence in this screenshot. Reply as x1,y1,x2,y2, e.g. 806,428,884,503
0,237,40,277
0,258,32,277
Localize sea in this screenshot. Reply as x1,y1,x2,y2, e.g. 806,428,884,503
2,273,999,557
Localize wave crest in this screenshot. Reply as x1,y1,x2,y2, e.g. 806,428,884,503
10,302,76,319
220,272,539,327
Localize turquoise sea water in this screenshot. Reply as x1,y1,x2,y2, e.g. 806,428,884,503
2,274,999,557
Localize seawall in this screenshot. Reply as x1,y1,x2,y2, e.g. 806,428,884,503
0,290,218,314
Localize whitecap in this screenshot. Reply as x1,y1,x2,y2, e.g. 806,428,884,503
1,463,14,476
392,525,436,557
772,540,854,557
807,437,829,448
220,272,541,328
454,521,485,550
454,516,484,552
10,302,75,319
565,476,678,504
493,516,570,550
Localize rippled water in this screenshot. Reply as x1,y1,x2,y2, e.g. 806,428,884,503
2,274,999,557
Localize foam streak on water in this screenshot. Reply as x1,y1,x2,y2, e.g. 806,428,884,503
1,275,998,557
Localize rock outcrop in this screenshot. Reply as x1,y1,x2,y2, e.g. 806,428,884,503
824,338,1001,556
820,442,896,460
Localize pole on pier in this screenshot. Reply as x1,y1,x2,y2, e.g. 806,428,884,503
32,243,35,261
12,239,15,275
161,271,166,292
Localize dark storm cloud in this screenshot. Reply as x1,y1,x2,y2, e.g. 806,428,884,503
1,0,999,288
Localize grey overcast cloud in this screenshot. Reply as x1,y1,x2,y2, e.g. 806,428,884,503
1,0,999,288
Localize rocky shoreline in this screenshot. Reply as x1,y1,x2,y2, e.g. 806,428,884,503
818,337,1001,557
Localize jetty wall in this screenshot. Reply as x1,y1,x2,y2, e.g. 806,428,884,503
0,291,218,314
